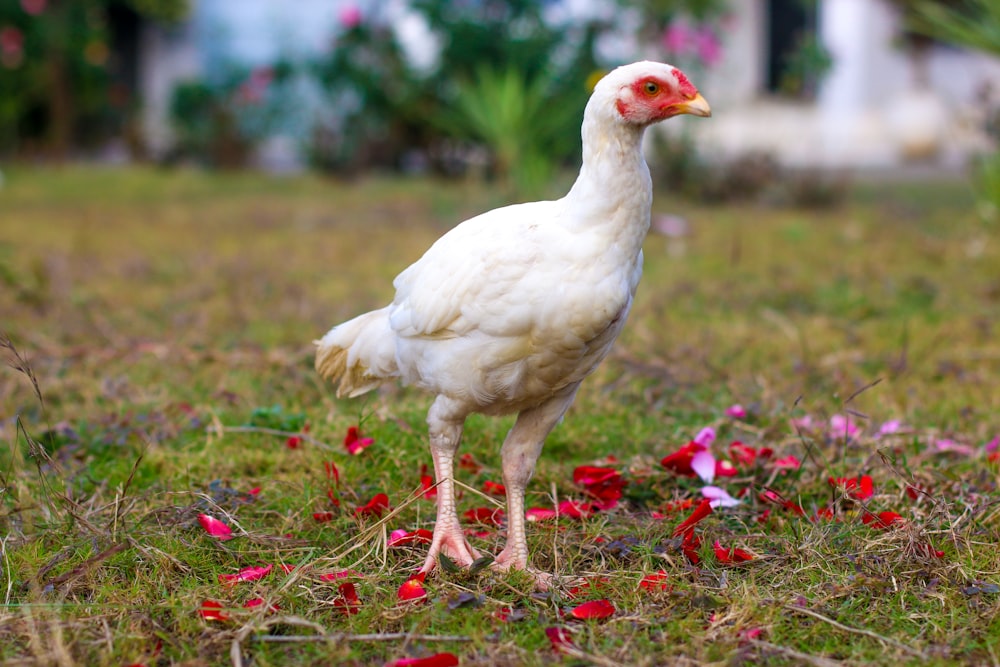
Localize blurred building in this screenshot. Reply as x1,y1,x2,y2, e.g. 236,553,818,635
134,0,999,170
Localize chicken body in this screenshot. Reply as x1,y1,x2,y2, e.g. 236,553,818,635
316,61,710,582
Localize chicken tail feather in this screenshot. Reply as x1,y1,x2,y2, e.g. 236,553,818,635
315,307,397,398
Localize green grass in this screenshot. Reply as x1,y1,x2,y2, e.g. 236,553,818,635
1,166,998,666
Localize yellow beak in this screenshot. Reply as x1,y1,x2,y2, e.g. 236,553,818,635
675,93,712,118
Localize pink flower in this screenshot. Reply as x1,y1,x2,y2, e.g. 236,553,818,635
877,420,904,437
662,20,694,54
790,415,815,432
694,26,723,67
725,404,747,419
344,426,374,455
21,0,46,15
829,415,859,440
338,4,362,29
933,438,976,456
772,455,801,472
694,426,716,447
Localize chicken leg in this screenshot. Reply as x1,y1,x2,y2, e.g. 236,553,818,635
420,396,480,574
494,383,581,578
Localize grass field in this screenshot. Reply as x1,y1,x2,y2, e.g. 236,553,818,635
1,166,999,666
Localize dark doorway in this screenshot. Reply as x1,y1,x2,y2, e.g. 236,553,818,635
766,0,813,93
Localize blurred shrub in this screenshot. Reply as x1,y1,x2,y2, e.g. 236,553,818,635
168,63,292,168
308,18,429,174
0,0,188,157
652,133,846,208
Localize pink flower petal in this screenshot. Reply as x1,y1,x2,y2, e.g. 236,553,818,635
701,485,742,508
694,426,716,447
197,514,233,540
690,450,716,483
385,654,459,667
725,404,746,419
388,528,434,547
219,564,273,586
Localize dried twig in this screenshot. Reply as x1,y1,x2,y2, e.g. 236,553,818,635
750,639,844,667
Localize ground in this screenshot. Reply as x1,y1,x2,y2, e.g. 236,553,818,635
1,167,998,666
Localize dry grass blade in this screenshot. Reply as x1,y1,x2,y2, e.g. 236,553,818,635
785,605,928,659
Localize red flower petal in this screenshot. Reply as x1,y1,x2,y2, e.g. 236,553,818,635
672,499,713,537
458,453,481,473
572,465,620,487
557,499,600,519
243,598,280,613
758,489,805,516
385,653,459,667
344,426,374,455
419,467,437,500
313,512,335,522
772,455,801,472
324,461,340,485
318,569,361,581
197,514,234,541
714,459,738,478
862,510,903,529
286,435,302,449
681,531,702,564
397,572,428,603
482,480,507,496
545,626,576,653
639,570,669,591
713,540,755,564
526,507,558,522
218,564,273,586
278,563,296,574
334,582,362,615
728,441,757,467
388,528,434,547
661,442,704,477
463,507,505,525
567,598,615,620
355,493,390,518
565,577,609,599
828,475,874,501
198,599,230,621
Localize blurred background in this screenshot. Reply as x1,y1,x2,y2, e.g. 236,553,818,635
0,0,997,203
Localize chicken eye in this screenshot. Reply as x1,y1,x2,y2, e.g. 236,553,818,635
643,81,659,96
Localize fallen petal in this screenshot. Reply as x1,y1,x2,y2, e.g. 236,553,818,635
725,404,747,419
355,493,390,518
198,599,230,621
567,598,615,620
318,569,361,582
197,514,234,541
218,564,273,586
313,512,336,522
243,598,280,613
397,573,428,603
672,499,713,537
702,485,742,508
545,626,576,653
526,507,558,522
713,539,755,564
388,528,434,547
385,654,459,667
334,582,362,615
694,426,716,447
690,450,717,483
862,510,903,529
482,480,507,496
639,570,669,591
463,506,505,525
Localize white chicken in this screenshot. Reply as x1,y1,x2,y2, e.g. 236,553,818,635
316,61,710,583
